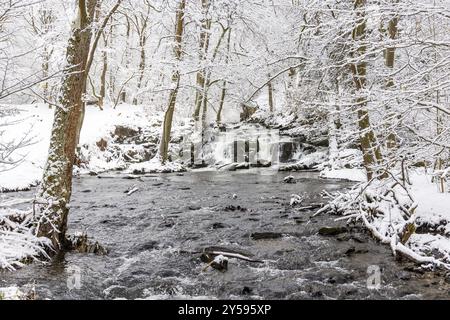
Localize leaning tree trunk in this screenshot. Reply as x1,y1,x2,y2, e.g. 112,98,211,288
35,0,97,249
216,28,231,125
351,0,384,181
160,0,186,164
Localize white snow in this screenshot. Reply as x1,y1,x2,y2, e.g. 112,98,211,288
0,287,25,300
320,168,366,182
0,206,51,270
0,104,190,191
0,105,53,191
126,156,186,174
321,167,450,269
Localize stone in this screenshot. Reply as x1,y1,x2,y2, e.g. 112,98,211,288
200,253,228,272
397,271,412,281
242,287,253,295
137,240,159,251
158,220,175,228
96,138,108,151
283,176,296,184
351,233,368,243
251,232,283,240
336,233,351,241
211,222,228,229
224,205,247,212
318,226,347,236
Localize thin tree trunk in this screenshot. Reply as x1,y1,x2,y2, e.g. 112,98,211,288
216,81,227,125
160,0,186,164
121,16,131,103
384,0,399,149
268,75,274,112
98,32,108,109
133,35,147,105
216,28,231,125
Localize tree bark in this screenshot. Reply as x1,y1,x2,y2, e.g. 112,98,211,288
216,28,231,125
268,75,274,112
36,0,97,249
384,1,399,149
98,32,108,109
160,0,186,164
351,0,384,180
121,16,131,103
193,0,211,122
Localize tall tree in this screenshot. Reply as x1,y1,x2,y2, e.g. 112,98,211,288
384,0,399,149
159,0,186,164
193,0,212,122
35,0,122,250
351,0,384,180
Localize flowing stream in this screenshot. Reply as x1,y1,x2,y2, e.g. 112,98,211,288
1,170,449,299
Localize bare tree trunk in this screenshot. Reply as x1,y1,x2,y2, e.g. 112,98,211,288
193,0,211,122
351,0,384,181
98,32,108,109
36,0,97,249
75,0,122,147
268,74,274,112
384,0,399,149
121,16,131,103
133,35,147,105
42,49,51,105
216,28,231,125
160,0,186,164
216,81,227,125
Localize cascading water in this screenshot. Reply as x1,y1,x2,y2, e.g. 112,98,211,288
198,124,303,169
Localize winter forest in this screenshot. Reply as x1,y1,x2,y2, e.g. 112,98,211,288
0,0,449,301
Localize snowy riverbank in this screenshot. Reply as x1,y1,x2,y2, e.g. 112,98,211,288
0,104,191,191
1,104,449,276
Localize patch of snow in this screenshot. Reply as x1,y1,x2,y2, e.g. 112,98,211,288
0,104,191,191
319,168,366,182
0,207,51,270
126,156,186,174
0,287,25,300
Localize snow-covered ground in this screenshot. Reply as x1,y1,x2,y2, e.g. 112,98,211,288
320,168,366,182
0,204,51,270
408,172,450,264
0,104,190,191
0,286,28,300
321,166,450,269
0,105,54,191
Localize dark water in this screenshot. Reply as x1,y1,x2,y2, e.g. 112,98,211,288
1,170,449,299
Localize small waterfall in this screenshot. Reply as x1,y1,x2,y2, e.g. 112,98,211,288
197,124,303,169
